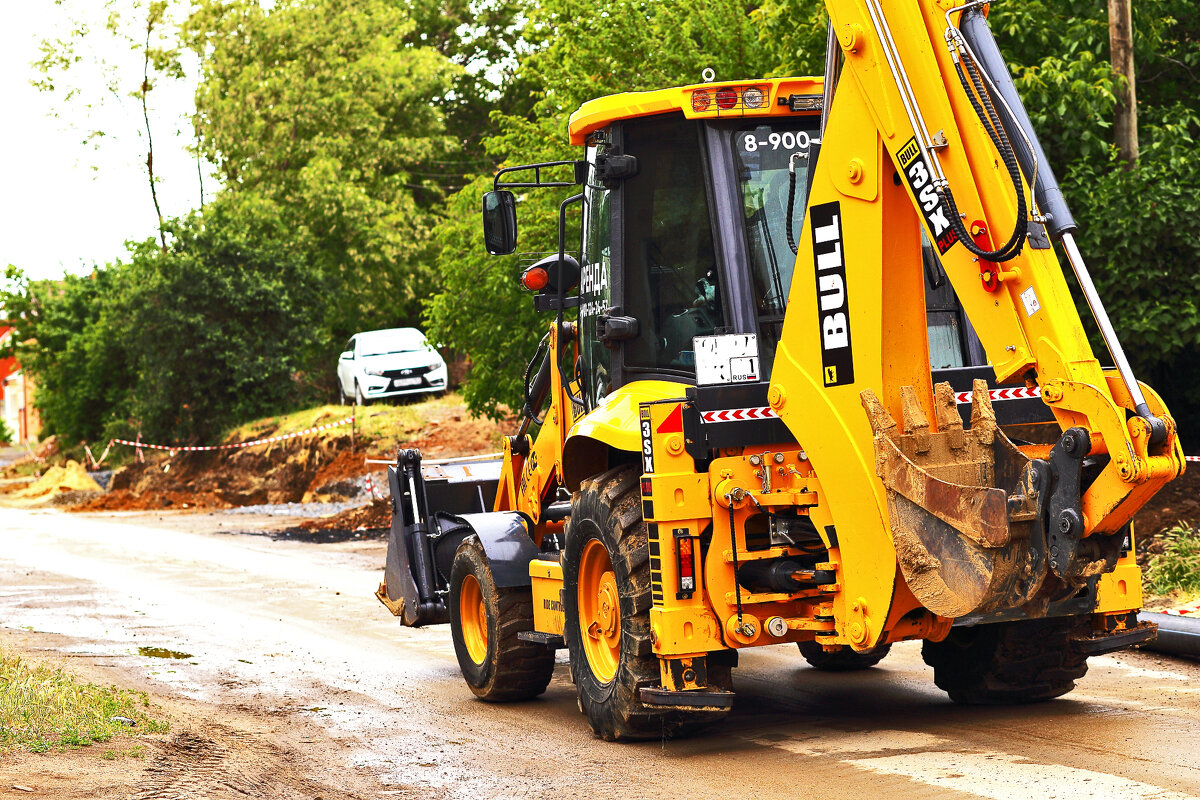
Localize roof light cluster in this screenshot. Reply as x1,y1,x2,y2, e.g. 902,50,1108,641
691,86,768,114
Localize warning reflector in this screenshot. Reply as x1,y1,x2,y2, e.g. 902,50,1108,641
656,404,684,434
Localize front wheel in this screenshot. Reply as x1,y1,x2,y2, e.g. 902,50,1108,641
448,536,555,701
921,615,1090,704
562,466,727,740
354,381,369,406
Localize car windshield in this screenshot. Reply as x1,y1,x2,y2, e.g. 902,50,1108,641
357,331,426,357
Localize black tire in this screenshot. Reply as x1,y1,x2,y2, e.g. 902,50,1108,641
798,641,891,671
448,536,555,702
562,466,728,741
921,615,1090,705
355,381,369,406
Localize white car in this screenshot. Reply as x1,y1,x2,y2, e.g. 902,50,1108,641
337,328,449,404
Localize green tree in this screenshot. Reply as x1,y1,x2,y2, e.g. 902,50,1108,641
428,0,783,417
186,0,460,343
0,195,324,445
0,263,136,446
121,195,326,442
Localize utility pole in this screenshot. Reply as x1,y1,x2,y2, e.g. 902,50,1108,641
1108,0,1139,166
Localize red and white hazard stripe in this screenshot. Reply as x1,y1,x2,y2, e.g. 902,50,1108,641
954,386,1042,405
111,416,354,453
1165,600,1200,617
700,406,779,424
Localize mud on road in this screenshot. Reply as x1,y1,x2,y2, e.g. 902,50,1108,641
2,507,1200,800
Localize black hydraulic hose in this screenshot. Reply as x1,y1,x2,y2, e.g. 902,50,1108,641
726,496,747,633
937,48,1028,264
786,163,800,257
522,333,551,426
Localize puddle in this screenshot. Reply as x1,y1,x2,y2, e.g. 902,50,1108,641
137,646,194,660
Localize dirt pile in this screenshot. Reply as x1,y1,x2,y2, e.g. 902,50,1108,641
270,498,394,542
69,398,510,513
6,460,101,507
76,435,362,512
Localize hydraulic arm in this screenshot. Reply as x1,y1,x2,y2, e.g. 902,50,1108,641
770,0,1183,627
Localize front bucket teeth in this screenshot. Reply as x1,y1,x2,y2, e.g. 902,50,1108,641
862,380,1049,618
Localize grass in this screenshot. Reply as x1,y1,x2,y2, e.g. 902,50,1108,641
1145,524,1200,603
0,645,168,753
225,392,502,448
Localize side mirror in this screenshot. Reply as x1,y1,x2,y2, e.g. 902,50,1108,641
482,190,517,256
340,350,354,361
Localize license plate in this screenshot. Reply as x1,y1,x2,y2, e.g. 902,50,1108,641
393,377,423,388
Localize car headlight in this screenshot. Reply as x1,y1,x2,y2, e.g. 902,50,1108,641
365,369,386,376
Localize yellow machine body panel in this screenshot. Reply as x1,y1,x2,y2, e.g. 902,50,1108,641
530,558,566,636
568,77,824,145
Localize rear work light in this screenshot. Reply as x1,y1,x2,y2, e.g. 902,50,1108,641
691,89,711,112
715,87,738,110
521,266,549,291
742,86,766,108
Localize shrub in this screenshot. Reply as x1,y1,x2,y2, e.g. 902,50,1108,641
1145,525,1200,597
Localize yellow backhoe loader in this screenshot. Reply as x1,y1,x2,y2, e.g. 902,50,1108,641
377,0,1184,740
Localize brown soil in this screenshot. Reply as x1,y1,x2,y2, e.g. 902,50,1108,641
58,402,511,515
0,630,382,799
300,497,391,533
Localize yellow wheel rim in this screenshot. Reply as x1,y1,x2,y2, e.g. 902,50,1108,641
459,573,488,665
578,539,621,684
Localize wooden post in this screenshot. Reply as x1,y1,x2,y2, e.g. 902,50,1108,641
1108,0,1139,166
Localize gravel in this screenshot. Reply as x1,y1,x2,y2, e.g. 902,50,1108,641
217,499,373,518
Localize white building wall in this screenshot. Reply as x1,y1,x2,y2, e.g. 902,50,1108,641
1,371,20,444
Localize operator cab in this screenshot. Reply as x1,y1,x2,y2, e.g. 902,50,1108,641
572,82,989,412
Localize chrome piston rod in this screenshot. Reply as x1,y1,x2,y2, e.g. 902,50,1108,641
1060,233,1157,422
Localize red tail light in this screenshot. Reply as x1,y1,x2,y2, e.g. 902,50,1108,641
715,88,738,110
677,536,696,595
691,89,711,112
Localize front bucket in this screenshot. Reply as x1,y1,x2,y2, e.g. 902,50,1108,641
862,380,1050,618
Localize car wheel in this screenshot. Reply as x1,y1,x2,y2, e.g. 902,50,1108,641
355,381,369,406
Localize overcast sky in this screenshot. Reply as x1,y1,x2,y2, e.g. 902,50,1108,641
1,3,211,281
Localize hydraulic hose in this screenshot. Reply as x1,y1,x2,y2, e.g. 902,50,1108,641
786,164,800,256
522,333,551,426
938,43,1028,263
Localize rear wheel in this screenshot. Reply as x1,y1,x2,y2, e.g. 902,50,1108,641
798,641,891,671
563,467,728,740
449,536,555,701
921,615,1090,704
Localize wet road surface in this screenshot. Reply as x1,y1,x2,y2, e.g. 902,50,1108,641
2,506,1199,799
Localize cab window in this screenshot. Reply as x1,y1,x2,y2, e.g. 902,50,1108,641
622,114,724,373
732,119,820,365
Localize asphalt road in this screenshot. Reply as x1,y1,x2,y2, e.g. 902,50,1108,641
2,506,1199,799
